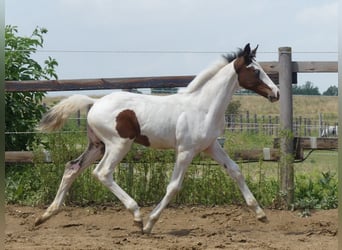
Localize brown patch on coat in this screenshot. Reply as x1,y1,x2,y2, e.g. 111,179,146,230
116,109,150,146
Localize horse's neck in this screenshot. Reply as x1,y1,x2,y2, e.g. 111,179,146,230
185,63,239,120
183,58,228,94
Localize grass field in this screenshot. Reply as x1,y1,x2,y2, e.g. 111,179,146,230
232,94,338,118
230,94,338,175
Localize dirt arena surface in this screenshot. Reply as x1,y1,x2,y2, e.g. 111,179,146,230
5,204,337,250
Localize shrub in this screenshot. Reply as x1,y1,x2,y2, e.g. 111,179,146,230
294,171,337,211
5,25,58,150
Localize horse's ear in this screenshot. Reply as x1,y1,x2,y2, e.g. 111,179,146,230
243,43,252,64
251,44,258,57
243,43,251,56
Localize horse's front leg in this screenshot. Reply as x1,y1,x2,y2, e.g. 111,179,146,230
204,141,267,222
143,150,195,234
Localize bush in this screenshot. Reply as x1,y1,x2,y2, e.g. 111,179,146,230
295,171,338,211
5,25,58,150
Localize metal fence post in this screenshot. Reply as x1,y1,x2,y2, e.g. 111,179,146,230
278,47,294,207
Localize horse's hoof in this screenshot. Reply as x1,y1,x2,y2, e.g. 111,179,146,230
257,215,269,223
142,223,153,235
34,217,44,226
133,219,144,232
142,228,152,235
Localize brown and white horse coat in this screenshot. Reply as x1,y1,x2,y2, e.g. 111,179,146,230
35,44,279,234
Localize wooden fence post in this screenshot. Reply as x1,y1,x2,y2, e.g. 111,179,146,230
246,111,250,133
278,47,294,208
254,114,258,133
319,113,323,137
77,110,81,127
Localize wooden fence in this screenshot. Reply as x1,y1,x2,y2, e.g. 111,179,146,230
4,62,285,92
5,48,338,208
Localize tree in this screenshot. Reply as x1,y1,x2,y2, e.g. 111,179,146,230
322,85,338,96
292,81,320,95
5,25,58,150
151,88,178,94
225,100,241,115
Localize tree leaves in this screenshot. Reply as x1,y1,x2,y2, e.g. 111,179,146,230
292,81,321,95
5,25,58,150
322,85,338,96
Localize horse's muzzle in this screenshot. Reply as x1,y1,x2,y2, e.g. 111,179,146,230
268,91,280,102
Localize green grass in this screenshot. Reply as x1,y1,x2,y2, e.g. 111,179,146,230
5,128,337,213
295,150,338,174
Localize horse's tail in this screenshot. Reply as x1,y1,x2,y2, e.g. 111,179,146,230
38,94,97,132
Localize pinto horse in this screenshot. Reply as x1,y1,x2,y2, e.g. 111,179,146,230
35,43,279,234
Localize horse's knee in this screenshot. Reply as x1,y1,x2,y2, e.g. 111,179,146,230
66,160,80,170
92,167,112,184
62,161,82,180
224,164,243,181
166,181,182,196
92,168,103,181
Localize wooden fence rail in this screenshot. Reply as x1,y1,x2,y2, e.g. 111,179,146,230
7,136,338,164
6,62,285,92
5,151,34,164
5,72,287,92
5,61,337,92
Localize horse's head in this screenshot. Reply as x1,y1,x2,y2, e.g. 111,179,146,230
233,44,279,102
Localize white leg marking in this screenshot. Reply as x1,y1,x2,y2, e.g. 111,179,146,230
204,141,267,221
143,150,195,234
35,142,103,226
92,141,142,228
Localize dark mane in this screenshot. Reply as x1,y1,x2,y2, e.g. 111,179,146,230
222,46,255,64
223,48,244,63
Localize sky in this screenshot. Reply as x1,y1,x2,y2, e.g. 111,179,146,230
5,0,338,95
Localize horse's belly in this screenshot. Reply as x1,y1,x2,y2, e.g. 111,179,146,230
139,125,176,149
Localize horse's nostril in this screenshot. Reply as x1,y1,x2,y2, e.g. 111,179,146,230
268,92,280,102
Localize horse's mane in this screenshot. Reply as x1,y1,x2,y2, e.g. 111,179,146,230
182,47,250,94
182,58,228,94
223,48,244,63
223,46,256,64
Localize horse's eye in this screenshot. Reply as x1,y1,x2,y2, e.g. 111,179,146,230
254,69,260,77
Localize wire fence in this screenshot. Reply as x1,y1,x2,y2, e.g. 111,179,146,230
5,112,337,139
226,112,338,137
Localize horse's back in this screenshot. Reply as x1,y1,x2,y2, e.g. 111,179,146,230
87,91,180,148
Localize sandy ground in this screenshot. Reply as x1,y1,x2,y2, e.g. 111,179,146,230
5,204,337,250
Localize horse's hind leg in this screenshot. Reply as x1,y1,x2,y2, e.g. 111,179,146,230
35,127,104,226
92,140,143,230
